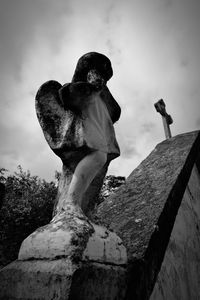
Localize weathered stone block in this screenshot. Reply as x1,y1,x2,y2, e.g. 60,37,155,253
150,164,200,300
0,253,127,300
0,260,76,300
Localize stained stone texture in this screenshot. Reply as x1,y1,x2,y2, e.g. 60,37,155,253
82,223,127,265
35,80,91,165
19,218,127,266
18,210,94,261
35,52,121,167
0,246,127,300
0,260,77,300
53,161,109,217
35,76,121,217
72,52,113,81
96,130,200,300
0,259,127,300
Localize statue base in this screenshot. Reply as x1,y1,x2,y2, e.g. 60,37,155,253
0,259,127,300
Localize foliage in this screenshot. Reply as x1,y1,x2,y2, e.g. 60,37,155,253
0,166,57,266
0,168,6,209
0,168,7,184
99,175,125,201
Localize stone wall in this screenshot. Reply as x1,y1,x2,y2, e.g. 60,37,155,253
96,130,200,300
150,163,200,300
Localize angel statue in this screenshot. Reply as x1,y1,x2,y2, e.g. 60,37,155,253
35,52,121,224
0,53,125,299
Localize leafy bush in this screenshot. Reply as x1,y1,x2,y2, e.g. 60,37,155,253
99,175,125,201
0,166,57,266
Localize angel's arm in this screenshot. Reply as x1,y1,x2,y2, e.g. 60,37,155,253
100,86,121,123
59,82,94,112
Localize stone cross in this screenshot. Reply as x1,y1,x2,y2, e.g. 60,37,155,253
154,99,173,139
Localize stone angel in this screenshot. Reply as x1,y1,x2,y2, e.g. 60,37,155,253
35,52,121,220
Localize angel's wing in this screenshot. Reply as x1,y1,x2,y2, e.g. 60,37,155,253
35,80,86,161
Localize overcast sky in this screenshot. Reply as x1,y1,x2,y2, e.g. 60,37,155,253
0,0,200,181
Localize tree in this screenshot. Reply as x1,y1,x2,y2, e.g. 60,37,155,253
99,175,125,203
0,168,7,209
0,166,57,266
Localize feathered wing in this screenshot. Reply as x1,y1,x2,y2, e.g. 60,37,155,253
35,80,86,160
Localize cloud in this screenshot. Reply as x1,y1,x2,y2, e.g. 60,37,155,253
0,112,61,180
118,135,139,159
140,122,157,135
0,0,71,80
196,118,200,128
0,0,200,181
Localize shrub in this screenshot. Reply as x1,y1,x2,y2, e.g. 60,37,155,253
0,166,57,266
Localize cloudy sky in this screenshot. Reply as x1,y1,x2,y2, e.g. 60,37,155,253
0,0,200,181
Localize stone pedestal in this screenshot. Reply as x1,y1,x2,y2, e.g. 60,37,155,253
0,222,127,300
0,259,127,300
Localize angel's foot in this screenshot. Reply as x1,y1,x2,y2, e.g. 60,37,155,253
19,202,94,261
51,203,88,223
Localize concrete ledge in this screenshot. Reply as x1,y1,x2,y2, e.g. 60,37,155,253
0,259,75,300
0,259,127,300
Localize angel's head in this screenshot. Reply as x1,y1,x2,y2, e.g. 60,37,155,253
72,52,113,86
